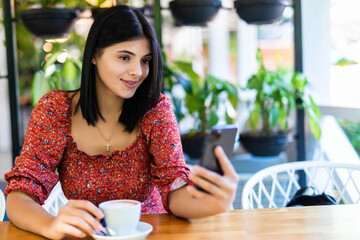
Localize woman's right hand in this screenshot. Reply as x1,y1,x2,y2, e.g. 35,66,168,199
44,199,105,239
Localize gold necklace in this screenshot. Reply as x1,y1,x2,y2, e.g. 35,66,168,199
95,119,119,154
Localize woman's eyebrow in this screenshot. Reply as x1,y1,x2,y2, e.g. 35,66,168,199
117,50,152,57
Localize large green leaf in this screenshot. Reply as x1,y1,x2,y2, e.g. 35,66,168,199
308,112,322,140
247,74,263,91
63,60,77,82
174,61,202,95
278,107,287,130
31,71,52,106
309,96,322,120
225,111,235,125
43,51,62,70
207,111,219,130
248,108,260,132
185,94,202,115
222,81,239,109
52,71,64,89
269,105,279,130
291,72,308,94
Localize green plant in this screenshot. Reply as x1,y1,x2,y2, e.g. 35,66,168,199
334,57,358,66
31,49,82,106
13,0,88,102
39,0,63,8
15,0,88,9
243,49,321,139
338,119,360,157
163,55,240,136
90,0,145,8
90,0,107,8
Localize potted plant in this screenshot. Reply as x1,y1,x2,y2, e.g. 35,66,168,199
239,49,321,156
31,49,82,106
18,0,82,39
169,0,222,26
234,0,289,25
163,57,240,158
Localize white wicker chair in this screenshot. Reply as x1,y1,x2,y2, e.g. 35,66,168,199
0,189,5,221
241,161,360,209
42,182,68,216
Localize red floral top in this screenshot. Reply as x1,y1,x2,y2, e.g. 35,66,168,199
5,90,192,214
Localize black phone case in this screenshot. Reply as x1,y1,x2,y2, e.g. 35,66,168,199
195,125,238,191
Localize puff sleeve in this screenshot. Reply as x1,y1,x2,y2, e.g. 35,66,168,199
4,90,70,204
140,94,193,212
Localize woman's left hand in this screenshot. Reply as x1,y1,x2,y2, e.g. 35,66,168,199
187,146,239,213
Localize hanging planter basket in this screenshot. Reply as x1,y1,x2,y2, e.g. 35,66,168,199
20,8,79,39
234,0,289,25
239,132,294,157
169,0,222,26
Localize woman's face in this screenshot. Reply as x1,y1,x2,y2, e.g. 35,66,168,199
92,37,152,99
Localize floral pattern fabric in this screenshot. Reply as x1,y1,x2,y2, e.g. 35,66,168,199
5,90,192,214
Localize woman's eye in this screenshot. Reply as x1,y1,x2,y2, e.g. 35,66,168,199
142,59,151,64
119,56,130,61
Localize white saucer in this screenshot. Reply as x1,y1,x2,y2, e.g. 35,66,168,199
91,222,153,240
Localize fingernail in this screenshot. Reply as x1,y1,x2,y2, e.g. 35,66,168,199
192,166,199,173
100,218,107,228
215,146,223,154
97,224,104,231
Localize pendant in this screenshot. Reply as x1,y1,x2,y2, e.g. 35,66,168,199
105,138,111,153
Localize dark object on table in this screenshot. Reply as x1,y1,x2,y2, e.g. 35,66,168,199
286,186,337,207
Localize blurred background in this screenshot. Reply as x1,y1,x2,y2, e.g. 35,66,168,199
0,0,359,209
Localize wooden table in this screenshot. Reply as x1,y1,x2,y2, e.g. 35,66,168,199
1,204,360,239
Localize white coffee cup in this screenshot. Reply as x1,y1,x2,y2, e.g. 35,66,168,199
99,199,141,236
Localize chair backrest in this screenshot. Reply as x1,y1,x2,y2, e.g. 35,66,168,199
0,189,5,221
43,182,68,216
241,161,360,209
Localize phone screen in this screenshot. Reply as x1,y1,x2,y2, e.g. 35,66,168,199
199,125,238,175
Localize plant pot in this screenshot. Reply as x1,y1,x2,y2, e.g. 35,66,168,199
169,0,222,26
234,0,289,25
181,134,206,159
20,8,79,38
239,132,294,157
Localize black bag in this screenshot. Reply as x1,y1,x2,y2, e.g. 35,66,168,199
286,186,337,207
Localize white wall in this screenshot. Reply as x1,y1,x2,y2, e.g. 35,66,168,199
302,0,331,106
236,19,258,88
208,9,230,80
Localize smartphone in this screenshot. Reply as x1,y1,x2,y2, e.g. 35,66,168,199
195,125,238,191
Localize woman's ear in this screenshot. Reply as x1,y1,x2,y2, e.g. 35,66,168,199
91,57,96,65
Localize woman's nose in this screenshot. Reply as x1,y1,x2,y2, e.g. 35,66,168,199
129,61,142,77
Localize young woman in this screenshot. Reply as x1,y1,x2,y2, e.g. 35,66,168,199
4,5,239,239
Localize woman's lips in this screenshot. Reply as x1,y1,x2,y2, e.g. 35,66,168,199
121,79,139,89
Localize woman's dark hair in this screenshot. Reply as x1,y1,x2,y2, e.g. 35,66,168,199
76,5,162,133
